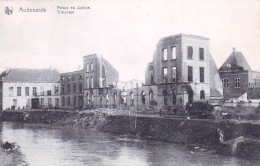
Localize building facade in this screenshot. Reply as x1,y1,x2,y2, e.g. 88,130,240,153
219,48,260,104
141,34,223,111
60,70,84,109
83,54,119,108
82,34,223,112
0,68,60,110
60,54,119,109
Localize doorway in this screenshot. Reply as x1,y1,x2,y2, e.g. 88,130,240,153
31,98,39,109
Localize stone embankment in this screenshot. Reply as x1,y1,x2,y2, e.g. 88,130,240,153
1,109,260,159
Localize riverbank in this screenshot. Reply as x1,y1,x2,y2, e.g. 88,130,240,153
1,109,260,159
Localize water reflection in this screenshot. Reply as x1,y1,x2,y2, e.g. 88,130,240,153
0,121,259,166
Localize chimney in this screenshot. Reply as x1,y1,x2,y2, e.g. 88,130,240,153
49,65,53,71
233,47,236,52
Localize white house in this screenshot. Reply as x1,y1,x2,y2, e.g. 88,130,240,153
0,68,60,110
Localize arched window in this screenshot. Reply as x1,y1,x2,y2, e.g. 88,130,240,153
91,62,94,71
188,90,193,103
141,91,145,104
172,92,176,105
149,91,154,104
163,91,168,105
200,90,205,100
86,63,89,72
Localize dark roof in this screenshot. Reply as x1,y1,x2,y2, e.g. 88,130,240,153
210,89,223,98
0,68,60,83
227,90,247,99
219,51,251,72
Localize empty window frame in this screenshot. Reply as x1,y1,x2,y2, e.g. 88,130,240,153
74,96,76,106
172,47,176,59
86,64,90,72
163,91,168,105
73,83,76,92
199,48,204,60
163,67,167,83
149,70,154,83
172,67,176,82
187,46,193,59
47,90,51,96
86,93,90,105
106,93,109,104
200,67,205,83
86,77,89,89
188,66,193,82
91,63,94,71
163,48,167,61
91,77,94,88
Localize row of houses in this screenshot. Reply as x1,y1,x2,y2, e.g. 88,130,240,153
0,34,259,112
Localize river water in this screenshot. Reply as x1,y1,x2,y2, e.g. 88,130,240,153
0,122,259,166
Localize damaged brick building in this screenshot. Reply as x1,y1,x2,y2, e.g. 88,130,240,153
60,70,84,109
60,54,119,109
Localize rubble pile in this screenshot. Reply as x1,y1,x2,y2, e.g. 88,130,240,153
57,108,116,129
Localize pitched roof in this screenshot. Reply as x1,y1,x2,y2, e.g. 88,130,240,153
228,90,248,99
0,68,60,83
219,50,251,72
210,89,223,98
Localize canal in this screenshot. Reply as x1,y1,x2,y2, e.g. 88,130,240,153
0,121,259,166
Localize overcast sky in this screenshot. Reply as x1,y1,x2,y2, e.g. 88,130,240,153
0,0,259,81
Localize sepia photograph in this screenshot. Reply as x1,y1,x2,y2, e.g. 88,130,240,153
0,0,260,165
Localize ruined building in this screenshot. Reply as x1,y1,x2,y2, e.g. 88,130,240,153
84,34,223,112
60,70,84,109
141,34,223,111
60,54,119,109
